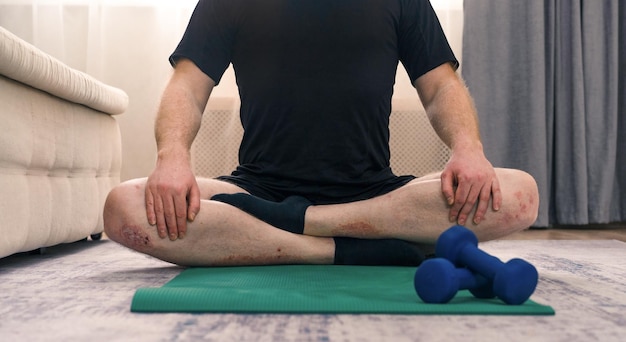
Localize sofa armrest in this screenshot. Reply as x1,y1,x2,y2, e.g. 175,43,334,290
0,26,127,115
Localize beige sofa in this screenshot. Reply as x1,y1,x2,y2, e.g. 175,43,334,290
0,27,127,258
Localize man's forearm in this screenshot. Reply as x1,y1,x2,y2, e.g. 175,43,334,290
154,83,203,162
425,78,482,154
154,59,215,162
414,64,483,155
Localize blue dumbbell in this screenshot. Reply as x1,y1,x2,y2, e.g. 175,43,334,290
414,258,495,303
435,225,538,305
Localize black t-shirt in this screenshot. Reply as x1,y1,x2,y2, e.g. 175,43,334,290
171,0,457,200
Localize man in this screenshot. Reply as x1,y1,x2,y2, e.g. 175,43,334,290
104,0,539,266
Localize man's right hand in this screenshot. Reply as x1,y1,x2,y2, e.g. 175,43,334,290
145,154,201,241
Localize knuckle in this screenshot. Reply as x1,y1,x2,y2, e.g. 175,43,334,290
464,197,477,207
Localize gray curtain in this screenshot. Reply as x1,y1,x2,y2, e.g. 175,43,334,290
462,1,625,227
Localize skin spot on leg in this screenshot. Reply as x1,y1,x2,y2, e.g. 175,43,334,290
520,203,528,213
517,191,537,216
497,211,516,226
216,252,284,266
511,190,533,217
527,193,535,205
121,225,152,251
335,221,379,238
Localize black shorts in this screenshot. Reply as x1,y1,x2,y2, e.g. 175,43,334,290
216,174,416,205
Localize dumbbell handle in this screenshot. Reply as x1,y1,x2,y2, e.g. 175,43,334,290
437,225,512,279
456,243,505,279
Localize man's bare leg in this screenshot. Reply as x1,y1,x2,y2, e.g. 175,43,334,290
104,168,537,266
303,168,539,243
104,178,334,266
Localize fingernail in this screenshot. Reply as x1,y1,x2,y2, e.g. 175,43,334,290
169,233,177,241
179,232,185,240
189,212,196,222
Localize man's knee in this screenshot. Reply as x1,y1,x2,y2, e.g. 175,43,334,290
500,168,540,229
103,180,150,250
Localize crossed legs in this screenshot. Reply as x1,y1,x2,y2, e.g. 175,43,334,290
103,168,538,266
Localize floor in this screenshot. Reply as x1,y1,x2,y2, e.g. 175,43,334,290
1,225,625,341
503,224,626,242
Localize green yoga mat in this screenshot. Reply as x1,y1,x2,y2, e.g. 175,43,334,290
131,265,555,315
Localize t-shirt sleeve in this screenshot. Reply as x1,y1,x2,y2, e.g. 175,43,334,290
398,0,459,83
169,0,234,85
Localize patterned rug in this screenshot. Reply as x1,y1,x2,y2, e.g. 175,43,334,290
0,238,624,341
